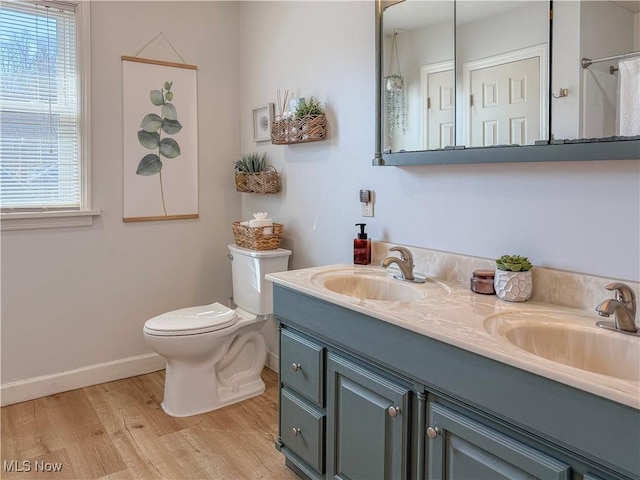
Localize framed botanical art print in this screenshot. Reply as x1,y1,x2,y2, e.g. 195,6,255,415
122,56,198,222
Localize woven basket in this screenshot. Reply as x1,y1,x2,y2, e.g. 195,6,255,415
235,166,281,194
231,222,284,250
271,114,326,145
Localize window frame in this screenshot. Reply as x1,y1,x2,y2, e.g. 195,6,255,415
0,0,100,231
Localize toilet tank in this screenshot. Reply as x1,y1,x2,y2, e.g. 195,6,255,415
228,244,292,315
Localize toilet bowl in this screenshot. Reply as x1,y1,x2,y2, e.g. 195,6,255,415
143,244,291,417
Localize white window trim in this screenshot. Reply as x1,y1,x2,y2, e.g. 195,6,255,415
0,0,101,231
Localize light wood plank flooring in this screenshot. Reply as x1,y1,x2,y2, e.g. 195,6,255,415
1,369,298,480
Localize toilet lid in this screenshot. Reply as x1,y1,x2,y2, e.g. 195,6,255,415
143,302,238,336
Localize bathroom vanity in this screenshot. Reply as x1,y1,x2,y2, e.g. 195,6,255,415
268,264,640,480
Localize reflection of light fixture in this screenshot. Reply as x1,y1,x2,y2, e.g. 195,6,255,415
384,31,406,138
386,74,404,92
385,31,404,91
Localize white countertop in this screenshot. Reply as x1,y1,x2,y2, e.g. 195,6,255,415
267,264,640,410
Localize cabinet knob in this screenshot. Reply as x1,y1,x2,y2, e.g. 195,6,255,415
291,363,302,372
427,426,440,439
291,427,301,437
387,406,401,417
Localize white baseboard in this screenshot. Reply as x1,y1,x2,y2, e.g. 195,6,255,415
1,353,165,407
266,351,279,373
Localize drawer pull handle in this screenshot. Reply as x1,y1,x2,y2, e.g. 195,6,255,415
387,406,401,417
427,426,440,439
292,363,302,372
291,427,301,437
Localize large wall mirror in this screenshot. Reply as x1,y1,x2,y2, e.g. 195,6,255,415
374,0,640,165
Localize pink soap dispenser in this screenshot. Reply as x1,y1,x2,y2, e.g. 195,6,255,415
354,223,371,265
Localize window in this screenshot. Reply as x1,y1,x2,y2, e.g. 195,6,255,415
0,0,98,230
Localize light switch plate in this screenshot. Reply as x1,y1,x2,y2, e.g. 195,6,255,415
361,202,374,217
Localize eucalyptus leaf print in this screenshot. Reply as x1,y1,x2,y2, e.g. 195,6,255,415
161,103,177,120
136,154,162,175
150,90,164,106
136,81,182,216
137,130,160,149
140,114,162,132
159,138,181,158
162,119,182,135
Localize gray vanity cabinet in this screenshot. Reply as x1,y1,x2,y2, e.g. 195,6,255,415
274,284,639,480
427,402,571,480
326,353,411,480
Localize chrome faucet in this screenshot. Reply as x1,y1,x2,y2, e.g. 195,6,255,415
381,246,425,283
595,282,638,336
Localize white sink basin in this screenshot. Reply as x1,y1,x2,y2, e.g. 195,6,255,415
484,312,640,382
310,268,448,302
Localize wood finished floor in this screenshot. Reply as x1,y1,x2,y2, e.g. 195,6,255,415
1,369,298,480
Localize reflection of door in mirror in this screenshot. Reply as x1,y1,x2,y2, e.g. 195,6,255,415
456,1,549,148
470,59,540,146
421,62,454,149
463,46,547,147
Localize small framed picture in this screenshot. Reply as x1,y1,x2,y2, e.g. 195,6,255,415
252,103,274,142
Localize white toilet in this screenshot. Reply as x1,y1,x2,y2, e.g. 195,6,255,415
143,244,291,417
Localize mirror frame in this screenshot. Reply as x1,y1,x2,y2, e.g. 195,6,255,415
374,0,640,166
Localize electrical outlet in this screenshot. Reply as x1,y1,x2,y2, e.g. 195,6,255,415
361,202,374,217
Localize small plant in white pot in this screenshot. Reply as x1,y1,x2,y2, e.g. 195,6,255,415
494,255,533,302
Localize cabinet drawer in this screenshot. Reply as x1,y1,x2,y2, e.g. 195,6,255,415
280,388,325,474
281,328,324,406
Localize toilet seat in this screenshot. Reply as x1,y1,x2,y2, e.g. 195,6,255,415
143,302,237,336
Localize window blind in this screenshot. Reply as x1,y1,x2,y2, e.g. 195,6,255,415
0,0,80,210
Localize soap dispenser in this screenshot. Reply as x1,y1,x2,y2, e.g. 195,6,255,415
354,223,371,265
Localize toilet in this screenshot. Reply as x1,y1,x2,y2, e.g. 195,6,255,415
143,244,292,417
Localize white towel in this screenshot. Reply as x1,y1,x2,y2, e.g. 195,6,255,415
618,57,640,136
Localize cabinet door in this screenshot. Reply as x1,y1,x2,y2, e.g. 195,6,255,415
427,402,570,480
326,353,411,480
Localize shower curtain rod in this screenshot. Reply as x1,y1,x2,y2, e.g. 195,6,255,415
581,51,640,69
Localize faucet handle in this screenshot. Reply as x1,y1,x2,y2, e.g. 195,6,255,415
389,246,413,263
605,282,636,304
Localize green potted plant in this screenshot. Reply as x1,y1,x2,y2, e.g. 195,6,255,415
295,97,326,142
294,97,325,118
494,255,534,302
234,153,280,194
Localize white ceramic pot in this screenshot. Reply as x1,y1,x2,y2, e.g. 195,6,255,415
494,269,532,302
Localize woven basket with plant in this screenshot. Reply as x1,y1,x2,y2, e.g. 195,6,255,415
234,152,281,194
271,97,326,145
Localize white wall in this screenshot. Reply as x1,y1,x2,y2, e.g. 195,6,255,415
1,1,242,384
2,1,639,390
238,2,640,355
